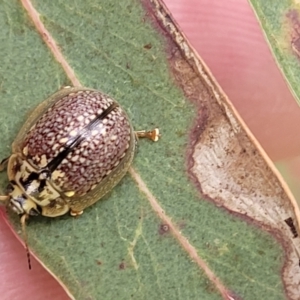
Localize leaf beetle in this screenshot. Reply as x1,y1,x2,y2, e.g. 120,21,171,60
0,87,159,220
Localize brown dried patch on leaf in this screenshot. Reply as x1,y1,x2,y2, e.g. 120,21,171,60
119,261,126,270
95,260,102,266
149,0,300,298
158,223,170,235
143,43,152,49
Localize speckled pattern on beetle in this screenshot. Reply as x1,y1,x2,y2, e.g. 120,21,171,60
0,87,159,219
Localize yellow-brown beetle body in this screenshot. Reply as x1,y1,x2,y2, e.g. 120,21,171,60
0,87,158,218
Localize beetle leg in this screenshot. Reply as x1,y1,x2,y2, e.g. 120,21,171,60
0,195,9,203
70,209,84,217
0,156,10,172
135,128,160,142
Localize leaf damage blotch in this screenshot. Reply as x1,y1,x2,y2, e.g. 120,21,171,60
148,0,300,299
158,223,170,235
143,43,152,50
119,261,126,270
95,260,102,266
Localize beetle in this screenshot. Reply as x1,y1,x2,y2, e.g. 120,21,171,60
0,87,159,220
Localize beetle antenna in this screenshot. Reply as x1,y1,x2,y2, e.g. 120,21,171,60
20,214,31,270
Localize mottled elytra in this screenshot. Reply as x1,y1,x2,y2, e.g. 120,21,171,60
0,86,159,219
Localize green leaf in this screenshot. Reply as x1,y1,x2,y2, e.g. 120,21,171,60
0,0,296,299
249,0,300,105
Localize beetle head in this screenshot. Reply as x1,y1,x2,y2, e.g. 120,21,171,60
0,181,35,270
6,181,41,217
